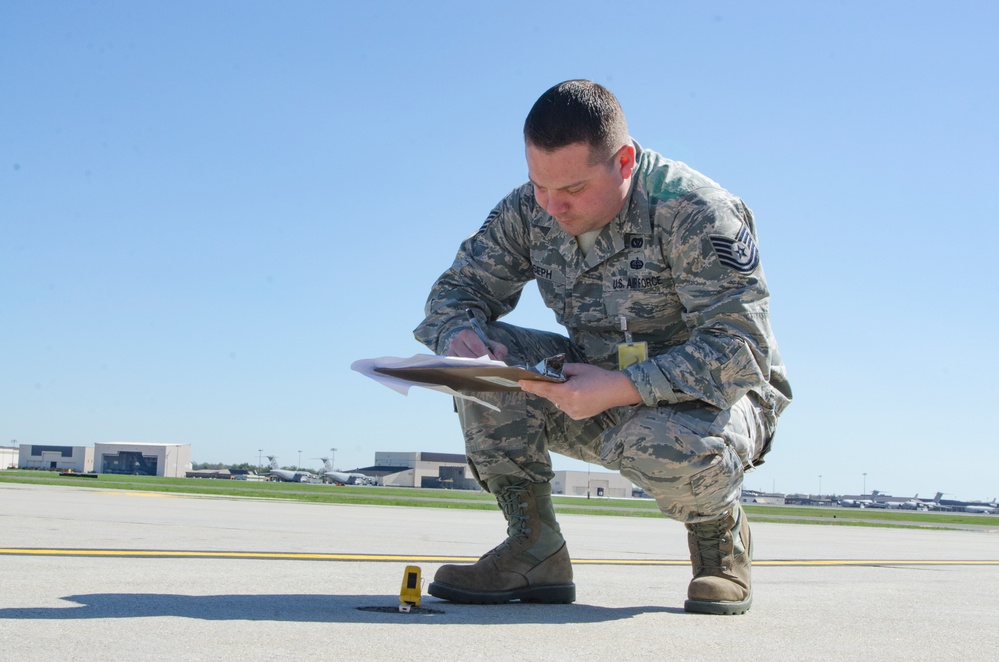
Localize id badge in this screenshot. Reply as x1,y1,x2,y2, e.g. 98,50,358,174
617,341,648,370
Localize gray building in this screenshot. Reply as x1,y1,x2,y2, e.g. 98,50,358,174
362,452,637,497
367,451,478,489
93,442,191,477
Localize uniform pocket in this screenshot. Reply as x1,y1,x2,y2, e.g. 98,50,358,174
602,276,684,338
689,442,744,516
533,265,568,323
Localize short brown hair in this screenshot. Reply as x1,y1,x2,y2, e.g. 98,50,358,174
523,80,629,163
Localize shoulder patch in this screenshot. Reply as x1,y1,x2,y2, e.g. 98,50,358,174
476,208,501,236
709,224,759,273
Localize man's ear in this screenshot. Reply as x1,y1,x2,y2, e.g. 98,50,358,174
615,143,637,179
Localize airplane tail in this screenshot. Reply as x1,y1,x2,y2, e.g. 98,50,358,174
266,456,280,470
320,457,334,471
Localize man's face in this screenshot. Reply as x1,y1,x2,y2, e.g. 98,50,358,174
526,141,635,237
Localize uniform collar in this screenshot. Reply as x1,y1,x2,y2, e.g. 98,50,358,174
580,142,653,269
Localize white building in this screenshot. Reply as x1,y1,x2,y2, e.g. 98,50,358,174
17,444,94,472
1,446,19,469
552,470,635,498
93,442,191,478
741,489,785,505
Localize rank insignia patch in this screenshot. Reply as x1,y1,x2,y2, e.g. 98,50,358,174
709,225,759,273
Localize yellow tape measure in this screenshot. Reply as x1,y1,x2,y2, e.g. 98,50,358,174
399,565,422,612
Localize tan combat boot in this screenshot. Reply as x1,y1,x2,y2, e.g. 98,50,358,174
428,478,575,604
684,503,752,615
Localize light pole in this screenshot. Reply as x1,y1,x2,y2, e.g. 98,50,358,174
818,475,822,497
330,447,337,470
258,449,263,470
862,472,867,496
298,450,302,468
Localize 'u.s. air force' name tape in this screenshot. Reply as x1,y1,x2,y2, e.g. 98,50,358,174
709,224,759,273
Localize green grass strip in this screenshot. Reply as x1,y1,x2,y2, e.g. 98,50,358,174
2,470,997,530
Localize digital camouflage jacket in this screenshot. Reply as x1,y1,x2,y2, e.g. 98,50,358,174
415,145,791,432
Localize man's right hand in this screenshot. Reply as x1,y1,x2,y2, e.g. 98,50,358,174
520,363,641,420
448,328,509,361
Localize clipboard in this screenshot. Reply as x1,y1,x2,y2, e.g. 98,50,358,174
373,362,564,393
352,354,566,406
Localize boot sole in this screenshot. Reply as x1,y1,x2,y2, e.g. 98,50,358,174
428,581,576,605
683,593,752,615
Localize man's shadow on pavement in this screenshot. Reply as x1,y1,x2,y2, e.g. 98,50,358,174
0,593,683,623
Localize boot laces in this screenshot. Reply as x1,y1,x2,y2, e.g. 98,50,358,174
488,485,532,555
690,517,732,571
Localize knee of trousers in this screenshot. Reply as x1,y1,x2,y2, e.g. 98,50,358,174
612,419,747,524
621,442,744,523
449,321,579,488
476,320,582,366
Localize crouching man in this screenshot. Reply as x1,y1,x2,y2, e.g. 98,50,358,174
414,80,791,615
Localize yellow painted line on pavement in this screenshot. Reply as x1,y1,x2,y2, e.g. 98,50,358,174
0,549,469,562
1,548,998,566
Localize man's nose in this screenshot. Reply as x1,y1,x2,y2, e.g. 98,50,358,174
545,191,568,215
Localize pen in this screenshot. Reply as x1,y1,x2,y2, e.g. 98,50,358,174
465,309,491,348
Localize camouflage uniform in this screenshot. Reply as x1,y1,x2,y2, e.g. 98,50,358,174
414,144,791,523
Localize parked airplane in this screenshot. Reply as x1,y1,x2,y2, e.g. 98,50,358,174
897,495,930,511
318,458,375,486
838,498,873,508
266,456,319,483
930,492,998,513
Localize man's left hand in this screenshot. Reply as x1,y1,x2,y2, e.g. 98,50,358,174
519,363,642,420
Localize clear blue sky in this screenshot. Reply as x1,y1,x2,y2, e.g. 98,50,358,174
3,1,997,500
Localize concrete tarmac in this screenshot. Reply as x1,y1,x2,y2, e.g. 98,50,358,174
1,482,997,661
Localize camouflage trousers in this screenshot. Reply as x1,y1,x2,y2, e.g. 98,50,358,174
455,322,768,524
